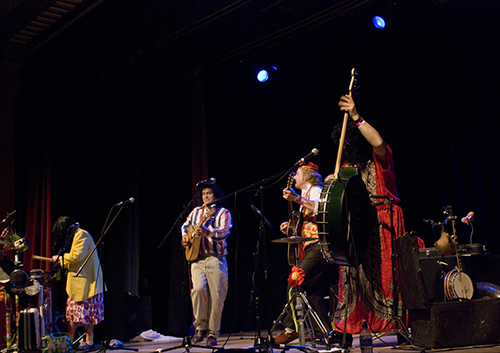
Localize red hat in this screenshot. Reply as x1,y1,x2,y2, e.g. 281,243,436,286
299,162,319,172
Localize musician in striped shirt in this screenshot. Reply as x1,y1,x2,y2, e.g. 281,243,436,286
181,183,232,346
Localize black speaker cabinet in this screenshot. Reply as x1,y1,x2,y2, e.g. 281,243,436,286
410,299,500,348
395,232,500,348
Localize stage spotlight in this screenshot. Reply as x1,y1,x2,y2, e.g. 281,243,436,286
257,70,269,82
372,15,386,29
256,66,277,83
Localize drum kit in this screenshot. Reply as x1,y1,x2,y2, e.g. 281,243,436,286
0,212,55,350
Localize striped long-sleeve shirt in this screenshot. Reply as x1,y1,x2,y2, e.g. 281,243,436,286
181,205,232,256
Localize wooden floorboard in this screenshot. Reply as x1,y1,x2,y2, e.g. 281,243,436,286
105,331,500,353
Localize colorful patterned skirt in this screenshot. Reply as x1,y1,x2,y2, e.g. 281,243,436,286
66,293,104,325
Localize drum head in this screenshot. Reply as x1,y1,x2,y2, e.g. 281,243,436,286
342,174,377,266
10,268,29,287
320,173,376,267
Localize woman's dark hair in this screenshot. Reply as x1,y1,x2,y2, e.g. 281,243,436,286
51,216,78,254
331,120,373,170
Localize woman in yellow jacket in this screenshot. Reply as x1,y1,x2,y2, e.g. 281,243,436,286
52,216,105,350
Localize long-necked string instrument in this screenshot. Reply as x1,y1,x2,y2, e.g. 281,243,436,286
285,171,303,266
317,68,364,267
442,206,474,300
333,67,358,177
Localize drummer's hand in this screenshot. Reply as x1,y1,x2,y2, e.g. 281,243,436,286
51,255,59,263
325,173,337,182
280,222,289,235
283,188,300,203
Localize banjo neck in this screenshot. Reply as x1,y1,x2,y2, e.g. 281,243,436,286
334,68,357,177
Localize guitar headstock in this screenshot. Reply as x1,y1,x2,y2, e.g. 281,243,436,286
287,171,296,189
348,68,359,97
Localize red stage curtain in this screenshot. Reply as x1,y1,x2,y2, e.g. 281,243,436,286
23,156,52,272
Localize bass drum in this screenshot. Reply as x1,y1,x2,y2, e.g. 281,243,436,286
317,167,375,267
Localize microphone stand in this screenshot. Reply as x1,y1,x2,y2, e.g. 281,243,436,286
157,191,199,250
72,203,138,353
248,202,273,353
370,194,413,345
75,203,126,277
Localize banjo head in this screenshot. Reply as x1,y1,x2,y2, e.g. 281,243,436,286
445,268,474,300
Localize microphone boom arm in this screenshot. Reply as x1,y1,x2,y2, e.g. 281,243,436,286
75,202,125,277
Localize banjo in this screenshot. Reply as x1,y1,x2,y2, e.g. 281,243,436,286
442,206,474,300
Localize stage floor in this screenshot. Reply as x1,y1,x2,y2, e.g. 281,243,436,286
109,330,500,353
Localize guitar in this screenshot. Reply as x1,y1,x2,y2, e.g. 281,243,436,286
285,171,303,265
185,207,217,261
442,206,474,300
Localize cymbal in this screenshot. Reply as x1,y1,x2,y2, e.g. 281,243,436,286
272,236,311,244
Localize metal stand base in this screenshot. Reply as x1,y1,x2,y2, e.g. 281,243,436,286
270,291,333,351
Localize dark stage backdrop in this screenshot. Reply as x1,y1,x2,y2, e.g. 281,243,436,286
6,0,500,341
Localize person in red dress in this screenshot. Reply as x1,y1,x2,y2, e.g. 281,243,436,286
326,95,425,335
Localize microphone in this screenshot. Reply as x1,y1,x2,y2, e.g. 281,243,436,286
251,204,273,229
69,222,80,228
1,210,16,224
296,148,319,165
196,178,216,186
461,211,474,225
115,197,135,207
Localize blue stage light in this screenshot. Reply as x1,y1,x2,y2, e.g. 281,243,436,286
257,70,269,82
372,16,386,29
256,66,277,83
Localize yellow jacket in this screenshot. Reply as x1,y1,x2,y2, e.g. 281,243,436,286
60,228,105,302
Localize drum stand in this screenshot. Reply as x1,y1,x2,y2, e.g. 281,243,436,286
270,287,332,350
269,240,333,352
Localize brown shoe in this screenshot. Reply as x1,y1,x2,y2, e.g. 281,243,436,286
206,336,217,346
273,329,298,344
192,330,205,343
